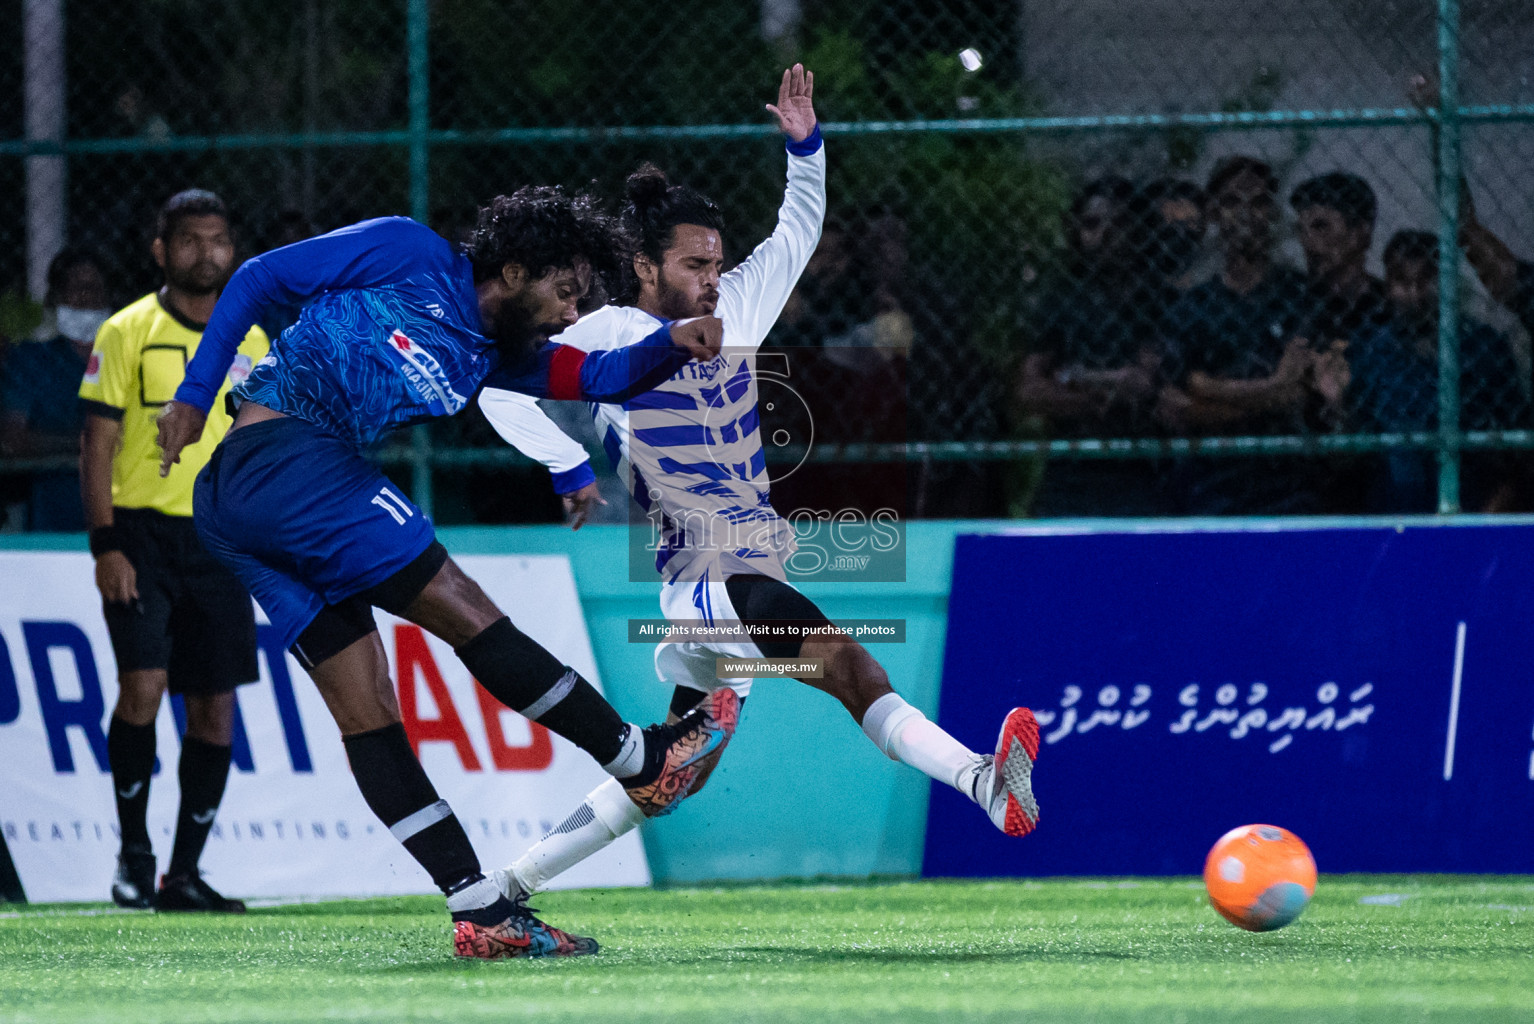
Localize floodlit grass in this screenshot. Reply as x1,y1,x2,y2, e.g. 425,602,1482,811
0,876,1530,1023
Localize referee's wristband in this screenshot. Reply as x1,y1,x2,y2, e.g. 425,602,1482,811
88,525,125,558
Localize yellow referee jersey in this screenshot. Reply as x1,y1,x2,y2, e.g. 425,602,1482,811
78,292,268,517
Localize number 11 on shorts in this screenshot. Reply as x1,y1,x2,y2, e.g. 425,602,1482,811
371,486,415,525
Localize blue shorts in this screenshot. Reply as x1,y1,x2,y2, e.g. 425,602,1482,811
193,416,437,650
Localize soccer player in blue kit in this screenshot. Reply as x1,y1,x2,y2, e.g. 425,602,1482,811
155,187,736,959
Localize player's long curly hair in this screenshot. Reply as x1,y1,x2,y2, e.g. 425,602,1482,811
617,163,726,304
466,186,625,298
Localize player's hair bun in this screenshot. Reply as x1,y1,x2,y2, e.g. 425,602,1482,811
626,164,671,209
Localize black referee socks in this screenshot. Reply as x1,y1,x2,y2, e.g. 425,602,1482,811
342,722,481,895
167,736,233,878
455,617,630,767
108,715,156,851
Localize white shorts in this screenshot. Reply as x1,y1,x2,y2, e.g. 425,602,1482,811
653,577,772,699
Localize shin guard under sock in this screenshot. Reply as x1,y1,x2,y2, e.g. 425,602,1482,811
342,723,483,896
456,617,630,766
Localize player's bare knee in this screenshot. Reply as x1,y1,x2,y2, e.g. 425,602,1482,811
309,633,401,735
114,671,167,725
183,692,236,745
408,557,502,647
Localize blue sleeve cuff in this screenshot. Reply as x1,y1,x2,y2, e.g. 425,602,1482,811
786,123,823,157
551,460,596,495
578,324,690,403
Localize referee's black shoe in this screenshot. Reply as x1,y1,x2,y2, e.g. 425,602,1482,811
110,845,157,909
156,872,247,913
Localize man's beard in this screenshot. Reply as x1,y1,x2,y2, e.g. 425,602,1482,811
655,275,710,320
487,293,557,359
166,261,227,296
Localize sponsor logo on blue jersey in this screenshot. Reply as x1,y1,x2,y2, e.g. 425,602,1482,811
385,329,468,415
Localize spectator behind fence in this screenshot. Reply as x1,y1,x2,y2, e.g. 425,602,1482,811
1134,178,1210,296
0,248,113,532
1290,173,1389,342
1347,230,1530,513
1289,172,1389,511
1015,177,1174,516
1407,72,1534,345
1457,185,1534,343
1162,156,1334,515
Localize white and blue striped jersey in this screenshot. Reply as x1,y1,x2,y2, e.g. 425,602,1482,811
479,137,827,585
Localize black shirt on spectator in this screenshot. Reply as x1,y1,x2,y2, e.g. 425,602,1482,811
1163,266,1320,515
1026,277,1178,517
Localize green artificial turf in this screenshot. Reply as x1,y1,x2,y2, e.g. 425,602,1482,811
0,876,1530,1023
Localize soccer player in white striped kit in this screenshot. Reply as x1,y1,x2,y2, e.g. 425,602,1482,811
478,65,1040,901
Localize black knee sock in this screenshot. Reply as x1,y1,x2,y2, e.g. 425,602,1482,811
456,617,630,767
107,716,156,851
342,723,484,895
167,737,232,878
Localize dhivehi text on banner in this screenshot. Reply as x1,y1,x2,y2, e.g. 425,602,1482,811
924,524,1534,877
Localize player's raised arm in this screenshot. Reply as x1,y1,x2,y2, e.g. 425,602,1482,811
765,62,816,145
721,64,827,346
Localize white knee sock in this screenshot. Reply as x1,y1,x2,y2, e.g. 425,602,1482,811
507,777,645,895
860,692,980,796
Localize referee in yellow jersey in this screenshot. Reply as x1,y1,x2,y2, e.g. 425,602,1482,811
78,190,268,912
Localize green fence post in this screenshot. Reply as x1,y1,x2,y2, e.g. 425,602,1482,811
406,0,434,516
1435,0,1463,514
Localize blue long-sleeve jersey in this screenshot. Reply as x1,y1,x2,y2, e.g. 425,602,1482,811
176,216,687,449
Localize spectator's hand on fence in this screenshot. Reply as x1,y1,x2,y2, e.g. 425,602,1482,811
1310,339,1352,411
1275,337,1313,383
767,63,816,143
1089,364,1157,406
1115,349,1163,403
95,550,138,606
156,401,207,477
1153,385,1193,433
561,480,607,531
1257,338,1313,411
669,315,724,361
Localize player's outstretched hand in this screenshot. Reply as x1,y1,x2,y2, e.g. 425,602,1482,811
669,316,724,362
561,480,607,531
766,63,816,143
156,400,208,478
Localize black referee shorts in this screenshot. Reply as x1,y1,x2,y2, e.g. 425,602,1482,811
101,507,259,695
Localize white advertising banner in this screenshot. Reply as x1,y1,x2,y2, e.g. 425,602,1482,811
0,552,650,903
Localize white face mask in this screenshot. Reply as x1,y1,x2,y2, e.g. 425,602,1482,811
56,306,111,344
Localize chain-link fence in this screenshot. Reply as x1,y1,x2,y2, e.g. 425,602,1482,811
2,0,1532,530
